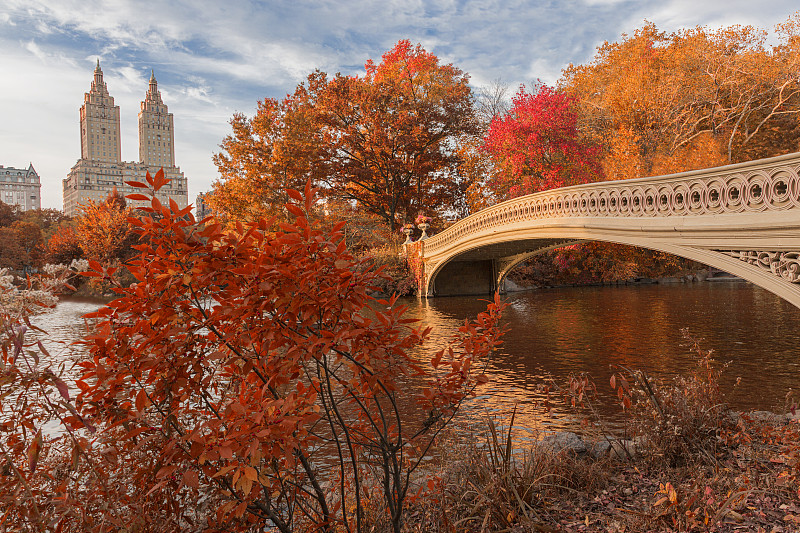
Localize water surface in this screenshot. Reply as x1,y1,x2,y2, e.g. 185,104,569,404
35,283,800,437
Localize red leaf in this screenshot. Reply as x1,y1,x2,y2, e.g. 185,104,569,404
53,377,70,401
135,389,147,412
286,189,303,202
126,193,151,201
183,470,199,488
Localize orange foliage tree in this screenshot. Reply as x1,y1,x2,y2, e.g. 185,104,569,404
44,222,84,265
211,87,326,224
0,207,73,270
311,40,479,229
0,227,26,270
213,40,480,231
0,170,506,532
0,222,43,272
76,187,137,264
563,16,800,180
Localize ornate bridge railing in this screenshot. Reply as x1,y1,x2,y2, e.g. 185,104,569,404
417,152,800,307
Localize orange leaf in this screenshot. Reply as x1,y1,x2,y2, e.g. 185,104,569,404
28,431,42,473
126,193,151,201
135,389,147,412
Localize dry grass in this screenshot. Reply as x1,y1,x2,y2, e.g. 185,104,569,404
380,334,800,533
396,409,611,533
612,331,734,468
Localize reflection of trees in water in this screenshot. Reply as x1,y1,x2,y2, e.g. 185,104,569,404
404,283,800,431
39,285,800,440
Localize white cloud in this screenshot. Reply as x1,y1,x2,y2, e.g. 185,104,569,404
23,40,48,62
1,0,799,209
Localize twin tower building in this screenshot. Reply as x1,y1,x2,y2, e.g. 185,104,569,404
62,61,189,216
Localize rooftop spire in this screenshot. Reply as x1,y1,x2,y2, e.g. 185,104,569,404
92,59,105,91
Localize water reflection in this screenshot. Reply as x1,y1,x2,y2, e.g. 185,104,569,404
33,283,800,437
405,282,800,434
30,298,99,376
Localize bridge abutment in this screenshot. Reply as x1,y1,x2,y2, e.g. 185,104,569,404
428,259,496,296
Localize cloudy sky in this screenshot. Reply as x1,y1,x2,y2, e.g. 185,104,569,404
1,1,798,209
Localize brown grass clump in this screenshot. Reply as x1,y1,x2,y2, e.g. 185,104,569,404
611,329,733,468
399,409,611,532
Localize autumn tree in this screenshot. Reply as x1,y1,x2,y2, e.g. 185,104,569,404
312,40,478,228
562,15,800,180
482,84,604,199
20,208,72,242
210,87,326,224
45,222,84,265
76,187,137,264
0,227,25,270
11,221,43,271
0,222,43,272
213,40,480,230
0,200,21,227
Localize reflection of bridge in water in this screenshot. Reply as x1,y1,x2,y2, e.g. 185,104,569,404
412,152,800,309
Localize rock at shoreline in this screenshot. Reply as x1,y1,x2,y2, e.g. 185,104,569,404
539,431,587,456
538,432,646,461
735,410,800,426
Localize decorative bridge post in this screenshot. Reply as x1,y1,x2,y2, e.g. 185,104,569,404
409,152,800,308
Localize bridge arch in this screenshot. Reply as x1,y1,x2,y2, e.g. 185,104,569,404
415,152,800,308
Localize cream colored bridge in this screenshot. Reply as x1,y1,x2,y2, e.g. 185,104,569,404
413,152,800,309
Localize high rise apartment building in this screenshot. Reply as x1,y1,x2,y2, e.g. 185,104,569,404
0,164,41,211
195,191,213,220
63,61,189,216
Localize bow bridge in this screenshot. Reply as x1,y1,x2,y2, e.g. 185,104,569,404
411,152,800,309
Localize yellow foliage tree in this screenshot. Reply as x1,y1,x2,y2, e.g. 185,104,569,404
562,14,800,180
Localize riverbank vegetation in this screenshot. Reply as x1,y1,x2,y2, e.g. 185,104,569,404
2,178,799,531
0,174,506,532
396,337,800,532
0,188,138,297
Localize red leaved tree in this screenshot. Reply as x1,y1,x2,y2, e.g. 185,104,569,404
483,85,603,199
0,170,508,532
45,222,84,265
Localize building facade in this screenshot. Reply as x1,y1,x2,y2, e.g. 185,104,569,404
63,61,189,216
0,164,42,211
195,191,212,221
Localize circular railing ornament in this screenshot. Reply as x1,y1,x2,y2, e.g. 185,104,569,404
421,156,800,256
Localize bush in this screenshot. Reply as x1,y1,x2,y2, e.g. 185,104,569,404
398,410,610,532
359,242,417,297
0,171,506,533
611,330,731,467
